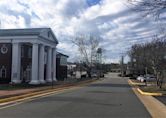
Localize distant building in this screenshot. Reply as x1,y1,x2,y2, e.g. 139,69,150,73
67,62,76,71
110,63,121,72
56,52,68,81
67,62,87,79
0,28,58,84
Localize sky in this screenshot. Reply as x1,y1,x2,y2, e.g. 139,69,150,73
0,0,164,63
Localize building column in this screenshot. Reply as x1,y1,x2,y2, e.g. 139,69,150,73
52,48,57,81
38,44,45,84
11,43,21,84
29,43,40,85
46,47,52,82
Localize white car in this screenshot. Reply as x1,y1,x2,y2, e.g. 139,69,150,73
138,75,156,82
140,77,146,82
137,76,145,81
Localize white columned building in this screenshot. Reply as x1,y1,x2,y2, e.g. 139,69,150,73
52,48,57,81
46,47,52,82
39,44,45,84
11,42,21,83
0,28,58,85
29,43,39,84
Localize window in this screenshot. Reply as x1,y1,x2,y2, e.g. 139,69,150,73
28,48,32,58
60,56,67,66
48,32,50,38
0,66,7,78
21,46,24,57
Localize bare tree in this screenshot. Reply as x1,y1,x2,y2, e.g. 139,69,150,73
72,34,100,77
128,0,166,20
128,0,166,37
128,38,166,88
127,1,166,87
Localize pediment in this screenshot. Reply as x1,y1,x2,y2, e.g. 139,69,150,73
39,29,58,44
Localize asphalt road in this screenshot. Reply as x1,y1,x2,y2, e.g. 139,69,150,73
155,96,166,105
0,73,151,118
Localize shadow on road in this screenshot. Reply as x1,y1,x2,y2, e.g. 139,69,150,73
30,96,122,107
87,83,131,88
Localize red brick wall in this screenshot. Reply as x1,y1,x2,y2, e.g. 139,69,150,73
0,43,12,83
56,58,67,81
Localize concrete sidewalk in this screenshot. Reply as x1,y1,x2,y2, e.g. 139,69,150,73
128,78,166,118
0,80,74,98
0,88,38,98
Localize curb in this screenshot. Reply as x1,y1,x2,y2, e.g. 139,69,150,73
0,85,72,104
137,88,163,96
128,79,145,86
131,86,166,118
128,79,163,96
0,78,99,104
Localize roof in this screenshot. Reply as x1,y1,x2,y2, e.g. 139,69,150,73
56,52,69,58
0,28,58,44
67,62,76,65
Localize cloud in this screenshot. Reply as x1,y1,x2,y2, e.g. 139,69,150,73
0,0,163,63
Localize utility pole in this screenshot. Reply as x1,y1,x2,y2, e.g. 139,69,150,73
0,20,1,29
121,56,124,77
145,67,148,85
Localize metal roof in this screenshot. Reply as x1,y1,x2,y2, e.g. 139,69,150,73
56,52,69,58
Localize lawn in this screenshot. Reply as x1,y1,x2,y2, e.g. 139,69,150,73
140,84,166,95
0,83,52,90
130,79,166,95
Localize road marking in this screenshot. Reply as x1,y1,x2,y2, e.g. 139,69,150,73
0,86,82,110
0,79,101,110
0,101,24,110
0,78,101,107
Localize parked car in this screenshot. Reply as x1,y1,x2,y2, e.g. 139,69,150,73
91,73,97,77
99,71,104,77
137,74,156,82
137,75,145,81
143,74,156,82
91,70,104,78
140,77,146,82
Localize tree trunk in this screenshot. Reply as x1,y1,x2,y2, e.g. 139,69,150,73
87,70,91,78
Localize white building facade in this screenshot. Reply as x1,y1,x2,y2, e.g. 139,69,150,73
0,28,58,85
